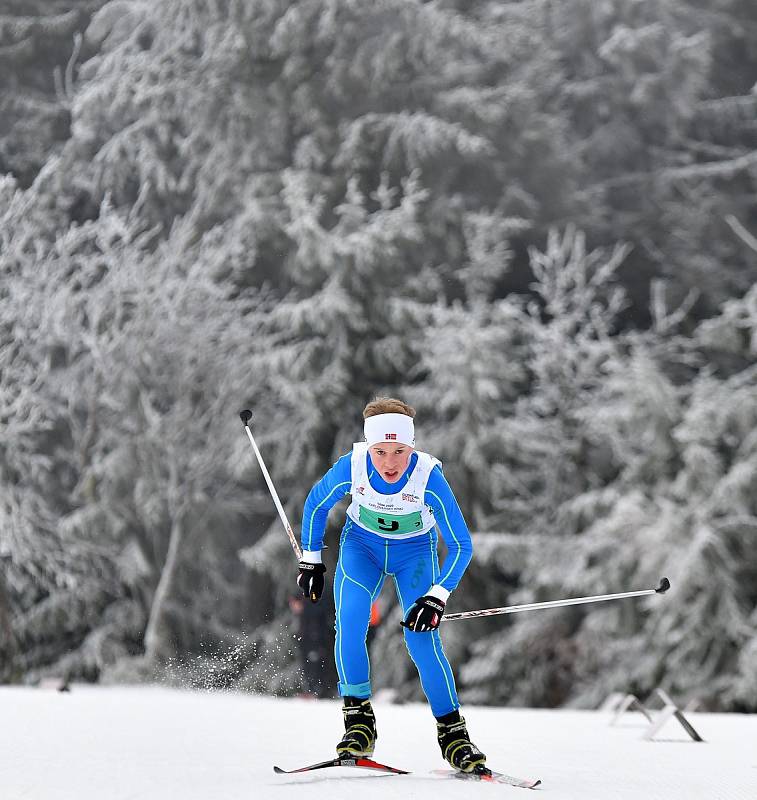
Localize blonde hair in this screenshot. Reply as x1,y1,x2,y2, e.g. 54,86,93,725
362,397,416,420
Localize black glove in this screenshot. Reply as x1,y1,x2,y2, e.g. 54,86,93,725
297,560,327,603
401,594,445,632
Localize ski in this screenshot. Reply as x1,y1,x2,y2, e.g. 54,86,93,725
432,767,541,789
274,758,538,788
273,756,410,775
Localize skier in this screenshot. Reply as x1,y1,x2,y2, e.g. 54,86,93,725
296,397,486,773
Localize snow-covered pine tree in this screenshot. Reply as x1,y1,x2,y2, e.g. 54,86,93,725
543,0,757,311
1,184,267,679
460,226,634,706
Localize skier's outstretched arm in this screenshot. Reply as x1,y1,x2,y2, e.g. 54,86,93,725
297,454,352,602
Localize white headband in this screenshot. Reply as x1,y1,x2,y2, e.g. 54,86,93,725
364,413,415,448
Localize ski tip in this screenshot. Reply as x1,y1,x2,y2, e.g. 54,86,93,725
273,766,286,774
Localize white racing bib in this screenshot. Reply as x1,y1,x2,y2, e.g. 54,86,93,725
346,443,440,539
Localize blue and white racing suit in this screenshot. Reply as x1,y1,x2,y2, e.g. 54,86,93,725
300,445,473,717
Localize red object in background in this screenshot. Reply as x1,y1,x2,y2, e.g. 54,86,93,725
369,601,382,628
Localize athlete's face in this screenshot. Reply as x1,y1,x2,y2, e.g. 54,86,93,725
368,443,413,483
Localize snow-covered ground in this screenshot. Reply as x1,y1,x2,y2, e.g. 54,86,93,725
1,686,755,800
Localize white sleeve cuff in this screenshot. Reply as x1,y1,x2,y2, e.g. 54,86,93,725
301,549,322,564
426,584,450,603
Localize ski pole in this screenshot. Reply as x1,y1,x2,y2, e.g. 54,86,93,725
239,409,302,561
443,577,670,622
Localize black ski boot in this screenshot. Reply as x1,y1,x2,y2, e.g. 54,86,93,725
336,696,377,757
436,710,487,773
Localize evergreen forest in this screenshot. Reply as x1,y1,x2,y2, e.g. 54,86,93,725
1,0,757,711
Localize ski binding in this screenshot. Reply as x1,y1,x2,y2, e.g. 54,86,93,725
433,766,541,789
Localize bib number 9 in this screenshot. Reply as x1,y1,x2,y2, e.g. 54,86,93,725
359,506,424,535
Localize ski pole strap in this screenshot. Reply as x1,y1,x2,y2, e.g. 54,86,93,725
443,578,670,622
241,414,302,561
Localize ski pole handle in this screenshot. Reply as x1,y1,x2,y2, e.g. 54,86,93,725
239,410,302,561
443,578,670,622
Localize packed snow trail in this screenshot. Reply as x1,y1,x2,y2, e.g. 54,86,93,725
1,686,756,800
